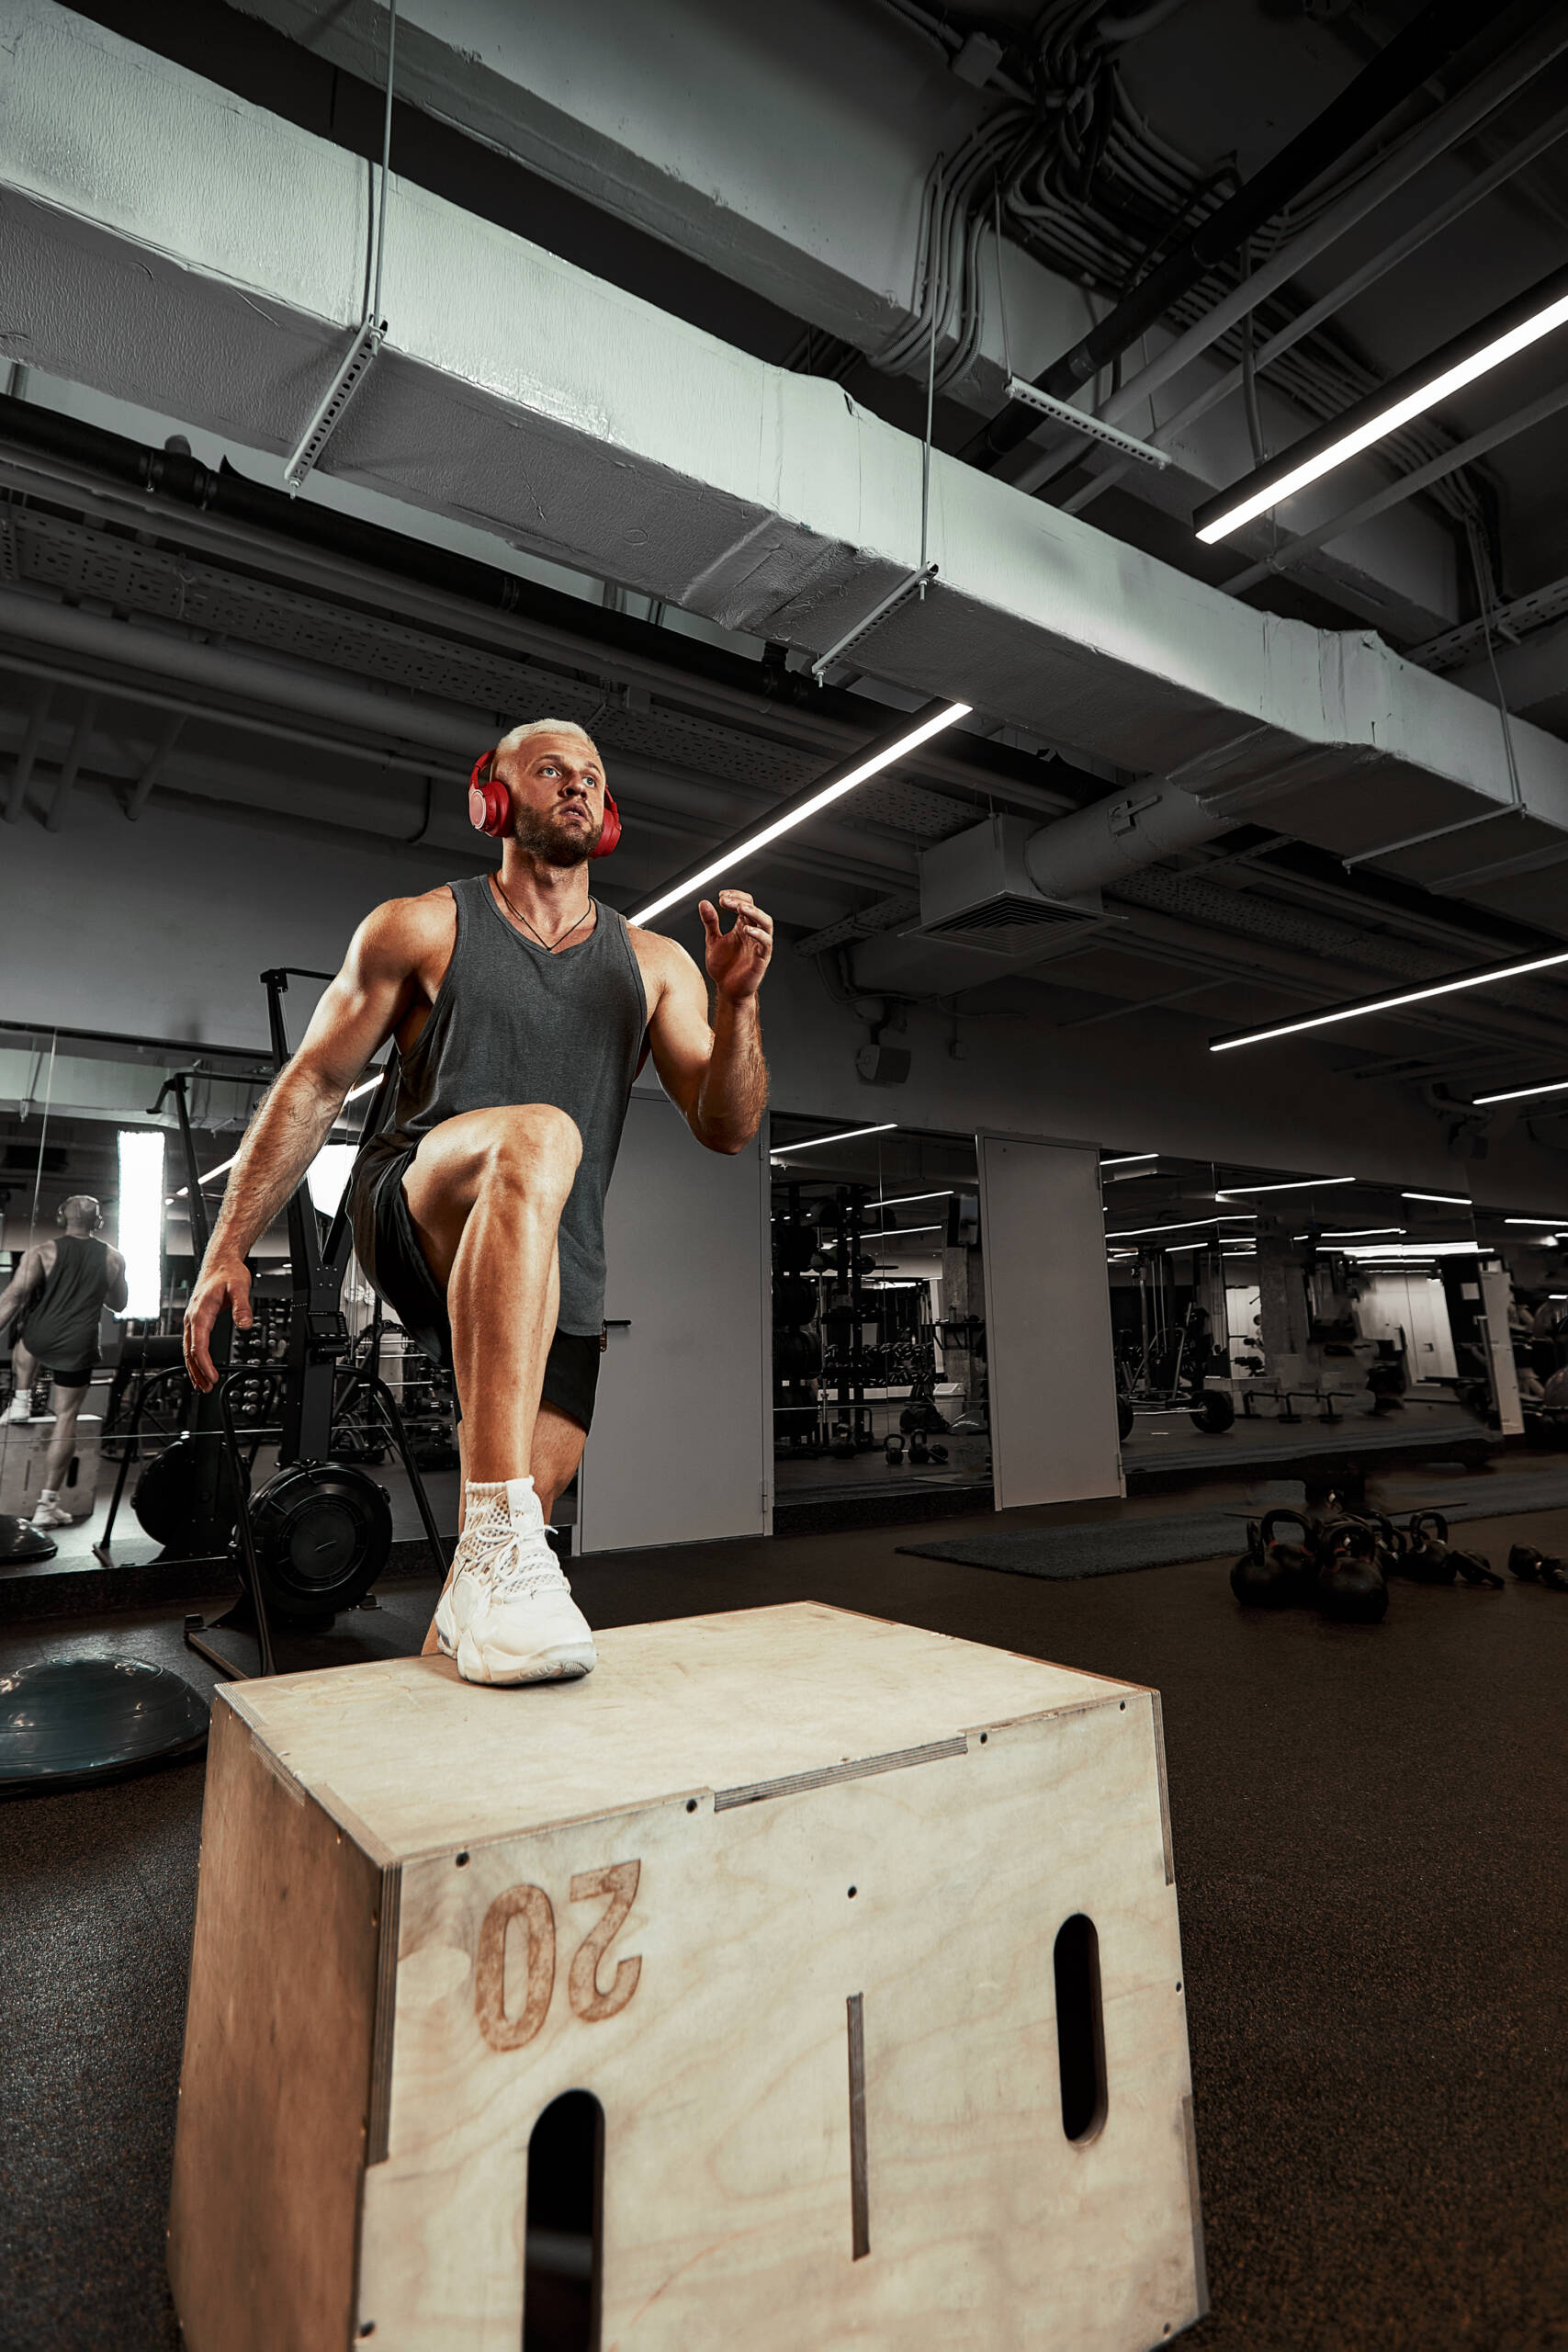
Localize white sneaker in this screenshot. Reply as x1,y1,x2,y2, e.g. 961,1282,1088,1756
28,1498,73,1529
7,1396,31,1422
435,1477,597,1687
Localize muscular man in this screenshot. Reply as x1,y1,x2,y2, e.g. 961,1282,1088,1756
1,1195,128,1527
184,718,771,1684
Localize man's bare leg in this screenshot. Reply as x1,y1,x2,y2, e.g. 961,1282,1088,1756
9,1340,39,1417
400,1102,581,1480
39,1380,89,1496
400,1103,595,1681
422,1404,587,1656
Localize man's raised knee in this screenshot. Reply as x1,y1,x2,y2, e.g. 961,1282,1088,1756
481,1103,582,1191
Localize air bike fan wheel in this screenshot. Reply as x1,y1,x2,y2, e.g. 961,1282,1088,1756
242,1462,393,1624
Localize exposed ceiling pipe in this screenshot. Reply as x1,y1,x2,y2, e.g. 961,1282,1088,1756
1021,778,1227,899
961,0,1540,471
1015,10,1568,497
0,397,1075,818
0,582,477,758
1061,88,1568,518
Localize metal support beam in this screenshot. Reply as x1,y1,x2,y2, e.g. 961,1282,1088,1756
127,712,187,819
1220,377,1568,597
43,693,96,831
4,678,50,821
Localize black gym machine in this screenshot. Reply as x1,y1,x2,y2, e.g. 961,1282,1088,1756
95,968,446,1679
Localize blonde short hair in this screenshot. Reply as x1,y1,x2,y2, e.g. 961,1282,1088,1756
495,718,602,764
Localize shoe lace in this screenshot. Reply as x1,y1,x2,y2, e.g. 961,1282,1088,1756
477,1520,570,1601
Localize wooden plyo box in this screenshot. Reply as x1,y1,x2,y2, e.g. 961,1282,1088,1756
169,1603,1206,2350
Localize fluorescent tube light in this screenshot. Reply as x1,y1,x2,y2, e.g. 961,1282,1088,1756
1210,948,1568,1052
630,700,973,924
772,1124,897,1158
116,1130,165,1320
872,1223,944,1238
1215,1176,1356,1197
1322,1227,1406,1238
1505,1217,1567,1228
1099,1153,1157,1167
1105,1215,1256,1238
1402,1191,1471,1206
1194,259,1568,544
1472,1077,1568,1105
868,1190,954,1208
1333,1240,1481,1261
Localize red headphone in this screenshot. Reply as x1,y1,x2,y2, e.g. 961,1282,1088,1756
468,750,621,858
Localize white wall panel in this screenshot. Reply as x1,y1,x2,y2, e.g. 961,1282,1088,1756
575,1092,768,1555
978,1132,1122,1510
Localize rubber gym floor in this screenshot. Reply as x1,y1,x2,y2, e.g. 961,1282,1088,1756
5,1493,1567,2351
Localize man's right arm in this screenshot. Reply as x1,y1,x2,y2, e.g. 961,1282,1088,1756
183,897,433,1390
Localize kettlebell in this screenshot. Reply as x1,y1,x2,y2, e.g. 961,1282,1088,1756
1450,1543,1503,1589
1406,1510,1457,1585
1315,1520,1389,1624
1229,1510,1314,1609
829,1421,857,1462
1509,1543,1568,1589
884,1434,904,1466
908,1434,931,1465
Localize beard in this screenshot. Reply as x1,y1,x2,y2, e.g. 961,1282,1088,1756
511,801,601,865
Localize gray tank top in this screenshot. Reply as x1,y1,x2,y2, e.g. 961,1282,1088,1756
18,1234,111,1366
356,876,648,1334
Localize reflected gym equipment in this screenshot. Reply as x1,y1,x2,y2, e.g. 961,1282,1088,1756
0,1657,209,1794
177,967,446,1679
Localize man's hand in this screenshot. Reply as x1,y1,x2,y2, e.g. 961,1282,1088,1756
700,890,773,1002
184,1257,254,1394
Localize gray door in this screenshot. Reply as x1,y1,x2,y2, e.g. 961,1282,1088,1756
977,1132,1123,1510
576,1091,770,1554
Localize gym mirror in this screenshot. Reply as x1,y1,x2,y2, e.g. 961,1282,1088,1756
0,1017,460,1584
768,1114,990,1522
1469,1204,1568,1448
1101,1150,1494,1486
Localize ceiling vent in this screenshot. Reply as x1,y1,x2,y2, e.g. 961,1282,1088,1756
910,816,1102,957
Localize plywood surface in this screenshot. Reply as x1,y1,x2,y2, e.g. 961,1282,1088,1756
227,1602,1133,1858
168,1702,383,2352
356,1687,1198,2350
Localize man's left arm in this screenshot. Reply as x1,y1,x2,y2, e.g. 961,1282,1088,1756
642,888,772,1154
0,1244,45,1333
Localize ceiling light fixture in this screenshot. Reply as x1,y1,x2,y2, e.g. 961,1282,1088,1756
869,1224,945,1238
771,1124,897,1159
1215,1175,1356,1196
1333,1240,1482,1261
868,1190,954,1209
630,699,973,924
1473,1077,1568,1104
1210,947,1568,1052
1505,1216,1568,1228
1099,1152,1157,1167
1105,1215,1257,1239
1193,258,1568,545
1402,1191,1471,1206
1322,1227,1406,1238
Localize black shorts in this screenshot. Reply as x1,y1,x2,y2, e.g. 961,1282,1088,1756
36,1363,95,1390
349,1148,602,1434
